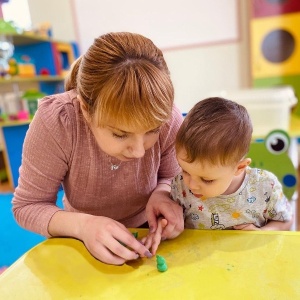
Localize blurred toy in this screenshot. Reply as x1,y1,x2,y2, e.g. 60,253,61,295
0,113,7,122
39,68,50,75
38,22,52,38
0,19,18,34
22,90,46,118
7,58,18,76
0,35,14,77
0,20,16,77
8,114,18,121
14,54,36,77
248,129,297,200
17,110,29,120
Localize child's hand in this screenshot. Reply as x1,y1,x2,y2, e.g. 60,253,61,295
233,223,261,231
141,218,168,255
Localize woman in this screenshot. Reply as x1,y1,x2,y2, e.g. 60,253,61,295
12,32,184,265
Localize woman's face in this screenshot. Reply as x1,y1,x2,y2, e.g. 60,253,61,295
89,121,161,161
79,97,161,160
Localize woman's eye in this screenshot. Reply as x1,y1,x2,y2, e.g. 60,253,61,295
202,179,214,184
112,133,127,139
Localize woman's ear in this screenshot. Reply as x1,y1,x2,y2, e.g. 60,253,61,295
235,158,251,175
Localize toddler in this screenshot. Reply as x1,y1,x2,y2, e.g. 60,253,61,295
171,97,293,231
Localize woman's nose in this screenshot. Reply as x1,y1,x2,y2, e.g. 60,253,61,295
129,137,145,158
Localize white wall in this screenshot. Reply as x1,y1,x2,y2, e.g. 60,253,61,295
27,0,77,42
72,0,239,53
26,0,251,113
165,43,245,113
164,1,251,113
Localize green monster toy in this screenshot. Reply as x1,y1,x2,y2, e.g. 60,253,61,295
248,129,297,200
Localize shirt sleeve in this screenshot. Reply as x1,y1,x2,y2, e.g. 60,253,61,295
170,174,187,214
12,95,74,237
263,173,293,222
157,105,183,185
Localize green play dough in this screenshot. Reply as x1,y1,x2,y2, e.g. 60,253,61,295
156,255,168,272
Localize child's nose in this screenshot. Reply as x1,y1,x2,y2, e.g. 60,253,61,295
188,177,200,190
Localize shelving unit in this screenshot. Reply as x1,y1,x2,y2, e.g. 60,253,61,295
0,75,65,83
0,33,79,191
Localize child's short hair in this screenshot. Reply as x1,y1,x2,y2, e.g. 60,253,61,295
176,97,253,166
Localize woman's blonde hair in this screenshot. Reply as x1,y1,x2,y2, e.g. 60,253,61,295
176,97,253,166
65,32,174,130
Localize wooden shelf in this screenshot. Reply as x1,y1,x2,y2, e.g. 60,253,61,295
10,33,51,45
6,33,69,46
0,75,65,84
0,120,31,128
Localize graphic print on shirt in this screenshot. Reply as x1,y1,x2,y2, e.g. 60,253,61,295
247,196,256,203
171,167,292,229
246,209,260,219
264,192,271,203
267,207,284,221
210,212,225,229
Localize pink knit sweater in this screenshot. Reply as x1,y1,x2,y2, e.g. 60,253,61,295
12,90,183,237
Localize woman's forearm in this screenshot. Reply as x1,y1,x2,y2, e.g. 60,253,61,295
48,210,90,239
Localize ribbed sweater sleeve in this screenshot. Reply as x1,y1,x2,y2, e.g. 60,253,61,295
12,93,74,237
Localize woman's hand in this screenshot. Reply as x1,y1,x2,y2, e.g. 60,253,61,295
49,211,152,265
146,184,184,240
141,218,168,255
79,215,154,265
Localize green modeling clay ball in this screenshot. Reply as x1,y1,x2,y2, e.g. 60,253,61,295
132,232,138,238
156,255,168,272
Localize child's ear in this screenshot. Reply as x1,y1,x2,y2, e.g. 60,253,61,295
235,158,251,175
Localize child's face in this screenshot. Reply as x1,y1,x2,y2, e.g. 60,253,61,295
177,150,241,199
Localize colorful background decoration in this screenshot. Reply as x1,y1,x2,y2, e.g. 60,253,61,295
250,0,300,115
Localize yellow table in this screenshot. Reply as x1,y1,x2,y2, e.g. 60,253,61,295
0,229,299,299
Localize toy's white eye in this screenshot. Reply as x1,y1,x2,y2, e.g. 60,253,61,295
265,130,290,155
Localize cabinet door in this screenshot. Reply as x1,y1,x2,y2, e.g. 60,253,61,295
2,124,29,189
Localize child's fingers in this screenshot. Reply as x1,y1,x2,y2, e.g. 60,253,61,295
140,218,169,255
161,218,168,228
150,218,168,255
